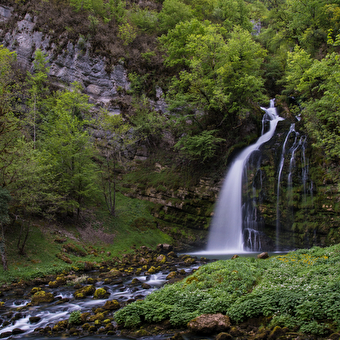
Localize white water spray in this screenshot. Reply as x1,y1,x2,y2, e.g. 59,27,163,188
206,100,283,253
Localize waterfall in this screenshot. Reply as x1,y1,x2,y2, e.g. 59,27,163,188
207,100,283,253
275,123,295,250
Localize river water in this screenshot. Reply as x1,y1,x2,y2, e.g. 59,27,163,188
0,261,202,339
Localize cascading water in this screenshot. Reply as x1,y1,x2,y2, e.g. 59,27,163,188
206,100,283,253
275,123,295,250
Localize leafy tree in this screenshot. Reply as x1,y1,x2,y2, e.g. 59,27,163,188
284,49,340,160
212,0,252,32
174,130,224,162
159,19,207,69
184,0,217,21
162,22,267,127
158,0,193,33
130,95,168,147
0,46,21,188
38,83,99,217
94,111,131,216
129,8,158,33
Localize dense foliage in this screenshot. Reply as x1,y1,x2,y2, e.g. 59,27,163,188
115,245,340,335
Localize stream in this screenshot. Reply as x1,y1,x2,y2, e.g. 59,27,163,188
0,255,205,340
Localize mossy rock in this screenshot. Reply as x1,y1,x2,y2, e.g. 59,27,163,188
74,285,95,299
52,320,68,332
103,300,120,310
31,290,55,305
48,280,59,288
106,269,122,277
155,254,166,264
93,288,109,299
80,312,91,323
81,323,91,330
94,319,102,326
147,266,157,274
30,287,42,295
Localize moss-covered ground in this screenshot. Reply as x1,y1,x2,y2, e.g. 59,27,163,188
115,244,340,336
0,192,172,284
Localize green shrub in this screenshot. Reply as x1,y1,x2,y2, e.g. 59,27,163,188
129,8,158,33
69,310,82,325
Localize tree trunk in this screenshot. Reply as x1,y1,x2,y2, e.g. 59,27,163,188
0,224,8,271
17,220,30,256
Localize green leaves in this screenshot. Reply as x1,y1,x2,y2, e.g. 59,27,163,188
161,21,266,121
174,130,224,163
284,49,340,160
36,83,99,216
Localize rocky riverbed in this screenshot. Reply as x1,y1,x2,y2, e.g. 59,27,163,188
0,244,211,339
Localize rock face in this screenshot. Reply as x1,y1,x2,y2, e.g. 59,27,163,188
244,118,340,251
122,177,221,247
0,6,130,114
187,314,231,334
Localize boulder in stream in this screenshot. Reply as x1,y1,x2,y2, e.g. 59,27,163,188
74,285,96,299
31,290,55,305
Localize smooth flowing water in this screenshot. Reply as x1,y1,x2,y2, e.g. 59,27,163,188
206,100,283,253
0,263,201,339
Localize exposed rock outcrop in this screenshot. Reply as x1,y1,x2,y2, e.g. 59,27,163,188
187,314,231,334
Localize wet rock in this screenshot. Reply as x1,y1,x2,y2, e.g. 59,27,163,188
254,328,269,340
30,287,42,295
157,244,173,252
268,326,284,339
81,323,90,330
74,285,96,299
141,283,151,289
257,252,269,259
231,255,239,259
93,288,109,299
184,257,196,265
166,271,177,280
167,251,177,258
12,312,23,320
31,290,55,305
0,331,12,338
103,300,120,310
187,313,231,334
13,288,25,296
147,266,158,274
132,329,151,337
156,254,166,264
216,332,233,340
100,269,122,278
53,320,68,331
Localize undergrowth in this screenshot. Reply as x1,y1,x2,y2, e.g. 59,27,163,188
115,244,340,335
0,193,172,284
